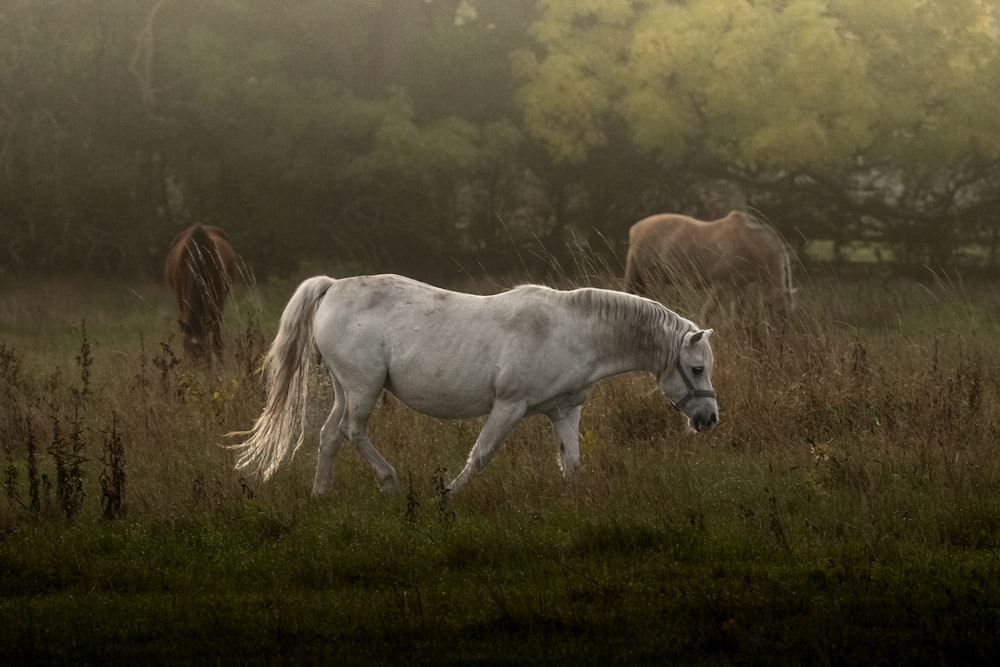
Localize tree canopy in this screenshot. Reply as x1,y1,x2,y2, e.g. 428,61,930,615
2,0,1000,278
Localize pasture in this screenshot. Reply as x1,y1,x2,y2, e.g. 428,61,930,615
2,268,1000,664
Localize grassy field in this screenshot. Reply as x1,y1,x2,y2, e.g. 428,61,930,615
2,267,1000,665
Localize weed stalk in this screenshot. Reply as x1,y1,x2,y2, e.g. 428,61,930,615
100,413,126,520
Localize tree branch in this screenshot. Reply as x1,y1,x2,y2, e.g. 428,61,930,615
129,0,170,120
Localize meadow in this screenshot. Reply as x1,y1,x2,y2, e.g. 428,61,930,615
2,265,1000,665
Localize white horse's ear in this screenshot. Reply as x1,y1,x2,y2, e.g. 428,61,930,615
688,328,714,345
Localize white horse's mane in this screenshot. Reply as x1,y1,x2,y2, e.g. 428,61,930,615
512,283,694,365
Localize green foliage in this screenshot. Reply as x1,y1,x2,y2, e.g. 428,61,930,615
831,0,1000,166
0,0,538,278
517,0,1000,266
522,0,1000,173
514,1,638,163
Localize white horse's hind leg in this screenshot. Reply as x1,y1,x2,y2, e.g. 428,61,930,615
447,400,527,494
312,394,347,497
341,389,398,492
349,429,398,492
548,405,583,481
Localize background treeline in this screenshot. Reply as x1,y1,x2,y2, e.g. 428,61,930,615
3,0,1000,280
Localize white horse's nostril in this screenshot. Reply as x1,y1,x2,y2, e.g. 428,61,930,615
693,412,718,432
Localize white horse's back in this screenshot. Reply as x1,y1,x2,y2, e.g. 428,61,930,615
314,276,623,419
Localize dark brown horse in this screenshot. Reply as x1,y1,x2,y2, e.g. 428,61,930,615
165,224,238,362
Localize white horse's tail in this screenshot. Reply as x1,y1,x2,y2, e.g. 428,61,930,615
230,275,335,480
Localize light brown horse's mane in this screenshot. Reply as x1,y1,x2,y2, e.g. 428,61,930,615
734,209,766,229
735,210,784,245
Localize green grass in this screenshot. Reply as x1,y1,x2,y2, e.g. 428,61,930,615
2,270,1000,664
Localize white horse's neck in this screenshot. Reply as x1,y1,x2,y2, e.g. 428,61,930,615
562,288,692,377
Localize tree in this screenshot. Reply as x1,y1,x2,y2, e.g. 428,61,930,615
0,0,152,273
0,0,534,277
515,0,1000,265
6,0,1000,277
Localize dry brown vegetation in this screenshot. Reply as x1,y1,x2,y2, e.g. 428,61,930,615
1,268,999,664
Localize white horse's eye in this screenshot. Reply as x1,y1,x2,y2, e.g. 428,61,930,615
692,366,704,376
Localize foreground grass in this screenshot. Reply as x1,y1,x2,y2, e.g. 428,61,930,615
4,506,998,665
2,270,1000,664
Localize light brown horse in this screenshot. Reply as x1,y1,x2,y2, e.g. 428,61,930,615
623,211,795,319
165,224,238,362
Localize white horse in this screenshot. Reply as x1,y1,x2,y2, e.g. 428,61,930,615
231,274,718,496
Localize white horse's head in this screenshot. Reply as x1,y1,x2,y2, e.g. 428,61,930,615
660,328,718,432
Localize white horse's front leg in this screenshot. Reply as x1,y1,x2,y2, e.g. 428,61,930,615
548,405,583,481
447,400,527,494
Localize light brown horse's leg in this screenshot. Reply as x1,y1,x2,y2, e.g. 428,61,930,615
623,248,642,294
699,286,721,324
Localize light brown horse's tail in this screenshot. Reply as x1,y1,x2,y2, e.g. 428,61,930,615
780,244,794,307
772,232,796,315
746,210,796,315
229,275,335,479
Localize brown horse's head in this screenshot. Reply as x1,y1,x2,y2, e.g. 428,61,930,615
178,316,213,361
165,224,238,363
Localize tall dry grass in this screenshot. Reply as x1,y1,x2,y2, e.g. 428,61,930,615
1,266,998,541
